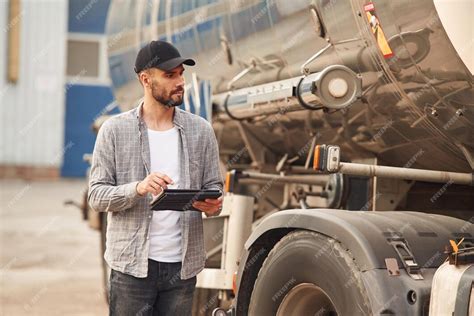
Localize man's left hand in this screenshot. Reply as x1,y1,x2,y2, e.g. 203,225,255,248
193,197,223,217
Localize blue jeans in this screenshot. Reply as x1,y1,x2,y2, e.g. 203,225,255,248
109,260,196,316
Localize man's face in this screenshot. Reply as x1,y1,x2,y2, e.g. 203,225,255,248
143,65,185,107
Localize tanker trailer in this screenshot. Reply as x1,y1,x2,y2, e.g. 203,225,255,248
101,0,474,315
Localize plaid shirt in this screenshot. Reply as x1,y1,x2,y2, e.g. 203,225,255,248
88,102,223,279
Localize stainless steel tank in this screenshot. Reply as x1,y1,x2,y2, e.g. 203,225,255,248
105,0,473,173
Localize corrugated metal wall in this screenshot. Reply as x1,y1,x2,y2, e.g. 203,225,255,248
0,0,68,169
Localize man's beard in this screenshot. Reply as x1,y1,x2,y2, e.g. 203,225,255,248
151,82,184,108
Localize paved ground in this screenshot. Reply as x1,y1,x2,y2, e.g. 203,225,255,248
0,179,108,316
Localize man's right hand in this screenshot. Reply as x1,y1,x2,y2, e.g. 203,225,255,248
136,172,174,196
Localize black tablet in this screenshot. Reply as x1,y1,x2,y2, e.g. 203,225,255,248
150,189,222,211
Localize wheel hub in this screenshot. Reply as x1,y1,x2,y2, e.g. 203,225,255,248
276,283,337,316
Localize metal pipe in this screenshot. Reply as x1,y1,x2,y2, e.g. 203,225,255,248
238,178,286,186
241,171,329,186
217,101,304,121
289,166,324,174
339,162,473,186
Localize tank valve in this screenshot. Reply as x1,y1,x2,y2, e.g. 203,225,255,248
310,65,362,110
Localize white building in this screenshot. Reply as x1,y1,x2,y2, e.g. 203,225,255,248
0,0,68,178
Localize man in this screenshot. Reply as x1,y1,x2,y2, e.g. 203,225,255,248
88,40,223,315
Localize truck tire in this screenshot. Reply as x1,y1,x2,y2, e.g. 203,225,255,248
248,230,371,316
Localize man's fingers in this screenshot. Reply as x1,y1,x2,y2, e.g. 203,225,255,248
194,201,215,208
193,201,209,210
148,180,159,192
153,172,174,184
193,201,221,213
204,199,221,205
192,201,204,208
148,182,161,195
195,200,222,209
150,176,168,190
148,179,165,195
139,173,172,196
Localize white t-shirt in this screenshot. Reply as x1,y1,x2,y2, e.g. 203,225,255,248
147,126,182,262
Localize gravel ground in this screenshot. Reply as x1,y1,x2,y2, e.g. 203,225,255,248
0,179,108,316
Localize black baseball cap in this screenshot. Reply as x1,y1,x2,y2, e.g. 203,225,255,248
134,40,195,73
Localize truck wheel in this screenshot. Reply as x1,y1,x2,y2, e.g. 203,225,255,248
248,230,371,316
100,212,111,304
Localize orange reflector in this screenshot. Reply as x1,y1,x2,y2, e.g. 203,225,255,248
225,172,231,193
450,240,459,253
450,238,464,254
313,145,321,170
232,271,237,295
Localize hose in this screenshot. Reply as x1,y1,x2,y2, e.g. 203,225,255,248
223,93,247,121
296,77,325,111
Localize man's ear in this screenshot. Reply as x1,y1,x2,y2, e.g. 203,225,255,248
139,71,150,87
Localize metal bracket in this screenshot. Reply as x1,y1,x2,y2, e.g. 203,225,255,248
456,142,474,171
300,43,332,75
227,58,283,90
385,258,401,276
300,38,362,75
227,60,257,90
388,238,424,280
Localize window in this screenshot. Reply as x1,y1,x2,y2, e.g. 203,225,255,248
66,40,100,77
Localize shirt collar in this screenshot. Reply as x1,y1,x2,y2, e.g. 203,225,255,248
134,100,184,130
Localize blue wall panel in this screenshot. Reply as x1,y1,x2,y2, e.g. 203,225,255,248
61,85,119,177
68,0,110,34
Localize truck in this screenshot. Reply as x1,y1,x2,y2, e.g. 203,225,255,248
72,0,473,315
